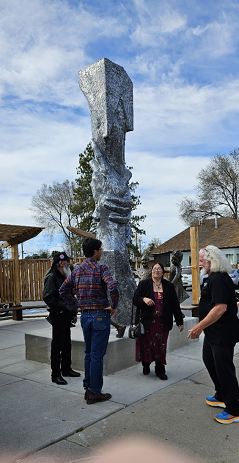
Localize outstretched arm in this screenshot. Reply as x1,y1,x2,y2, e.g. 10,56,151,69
187,303,227,339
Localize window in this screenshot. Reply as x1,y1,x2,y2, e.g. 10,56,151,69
226,254,234,265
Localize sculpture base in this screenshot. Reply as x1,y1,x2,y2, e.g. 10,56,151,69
100,250,136,325
25,318,199,376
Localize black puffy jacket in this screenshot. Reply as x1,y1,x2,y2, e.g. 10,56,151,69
43,266,74,314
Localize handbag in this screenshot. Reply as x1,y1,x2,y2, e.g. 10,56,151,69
128,304,145,339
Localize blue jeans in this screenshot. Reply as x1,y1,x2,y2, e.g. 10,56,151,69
80,310,111,394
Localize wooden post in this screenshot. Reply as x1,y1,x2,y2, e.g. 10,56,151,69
190,226,200,306
11,244,22,320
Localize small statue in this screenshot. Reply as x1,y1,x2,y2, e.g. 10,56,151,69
135,255,152,281
169,250,189,304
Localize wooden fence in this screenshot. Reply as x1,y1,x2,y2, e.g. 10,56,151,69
20,259,51,302
0,259,15,304
0,257,85,304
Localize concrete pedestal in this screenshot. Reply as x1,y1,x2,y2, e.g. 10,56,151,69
25,317,199,375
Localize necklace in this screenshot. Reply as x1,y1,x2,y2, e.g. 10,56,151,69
153,281,162,290
153,280,163,299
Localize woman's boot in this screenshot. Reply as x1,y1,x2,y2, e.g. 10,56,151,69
155,362,168,380
142,361,150,375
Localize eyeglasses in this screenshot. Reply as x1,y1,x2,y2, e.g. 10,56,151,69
152,268,163,272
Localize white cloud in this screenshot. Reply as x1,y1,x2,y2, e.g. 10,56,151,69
0,108,92,229
159,10,187,34
191,20,235,58
130,1,187,47
127,153,205,241
129,78,239,154
192,24,212,36
130,153,205,191
0,0,126,105
1,0,239,248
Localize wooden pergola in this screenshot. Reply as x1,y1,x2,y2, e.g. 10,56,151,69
0,223,44,319
66,226,96,239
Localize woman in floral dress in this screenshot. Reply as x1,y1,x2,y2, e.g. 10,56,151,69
133,263,184,379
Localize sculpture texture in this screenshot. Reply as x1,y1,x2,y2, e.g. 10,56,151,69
78,58,136,325
169,250,189,304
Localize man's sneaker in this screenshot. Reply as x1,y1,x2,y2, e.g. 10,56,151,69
214,411,239,424
205,396,225,408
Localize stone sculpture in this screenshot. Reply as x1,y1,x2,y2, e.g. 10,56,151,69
78,58,136,326
169,250,189,304
135,255,152,281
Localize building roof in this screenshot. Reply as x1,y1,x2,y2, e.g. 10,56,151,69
0,224,44,247
152,217,239,254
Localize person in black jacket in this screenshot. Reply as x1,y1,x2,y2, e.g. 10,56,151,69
43,252,81,385
133,262,184,379
188,245,239,424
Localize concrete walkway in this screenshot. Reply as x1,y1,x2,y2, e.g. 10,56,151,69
1,317,239,463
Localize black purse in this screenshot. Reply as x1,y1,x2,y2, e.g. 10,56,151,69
128,304,145,339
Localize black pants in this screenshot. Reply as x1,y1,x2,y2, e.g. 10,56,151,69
50,311,72,378
203,336,239,416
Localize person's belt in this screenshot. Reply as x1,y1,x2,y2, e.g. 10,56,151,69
80,308,108,311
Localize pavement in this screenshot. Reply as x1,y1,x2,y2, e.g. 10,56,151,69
1,316,239,463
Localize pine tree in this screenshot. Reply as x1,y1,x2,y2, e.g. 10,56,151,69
72,143,146,256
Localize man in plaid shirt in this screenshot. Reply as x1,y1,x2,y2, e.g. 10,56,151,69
59,238,119,404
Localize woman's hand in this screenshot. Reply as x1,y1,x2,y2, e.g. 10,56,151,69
178,325,184,332
143,297,155,306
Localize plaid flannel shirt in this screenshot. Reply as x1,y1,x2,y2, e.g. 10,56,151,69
59,258,119,311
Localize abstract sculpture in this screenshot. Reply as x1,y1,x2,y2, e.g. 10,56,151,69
78,58,136,325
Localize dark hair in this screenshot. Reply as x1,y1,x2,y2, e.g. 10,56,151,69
83,238,102,257
152,262,164,274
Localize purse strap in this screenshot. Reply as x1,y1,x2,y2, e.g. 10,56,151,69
131,303,141,326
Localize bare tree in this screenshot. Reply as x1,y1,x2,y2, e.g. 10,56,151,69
30,180,78,256
178,150,239,225
142,237,162,255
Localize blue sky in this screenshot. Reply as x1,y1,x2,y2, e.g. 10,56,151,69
1,0,239,255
